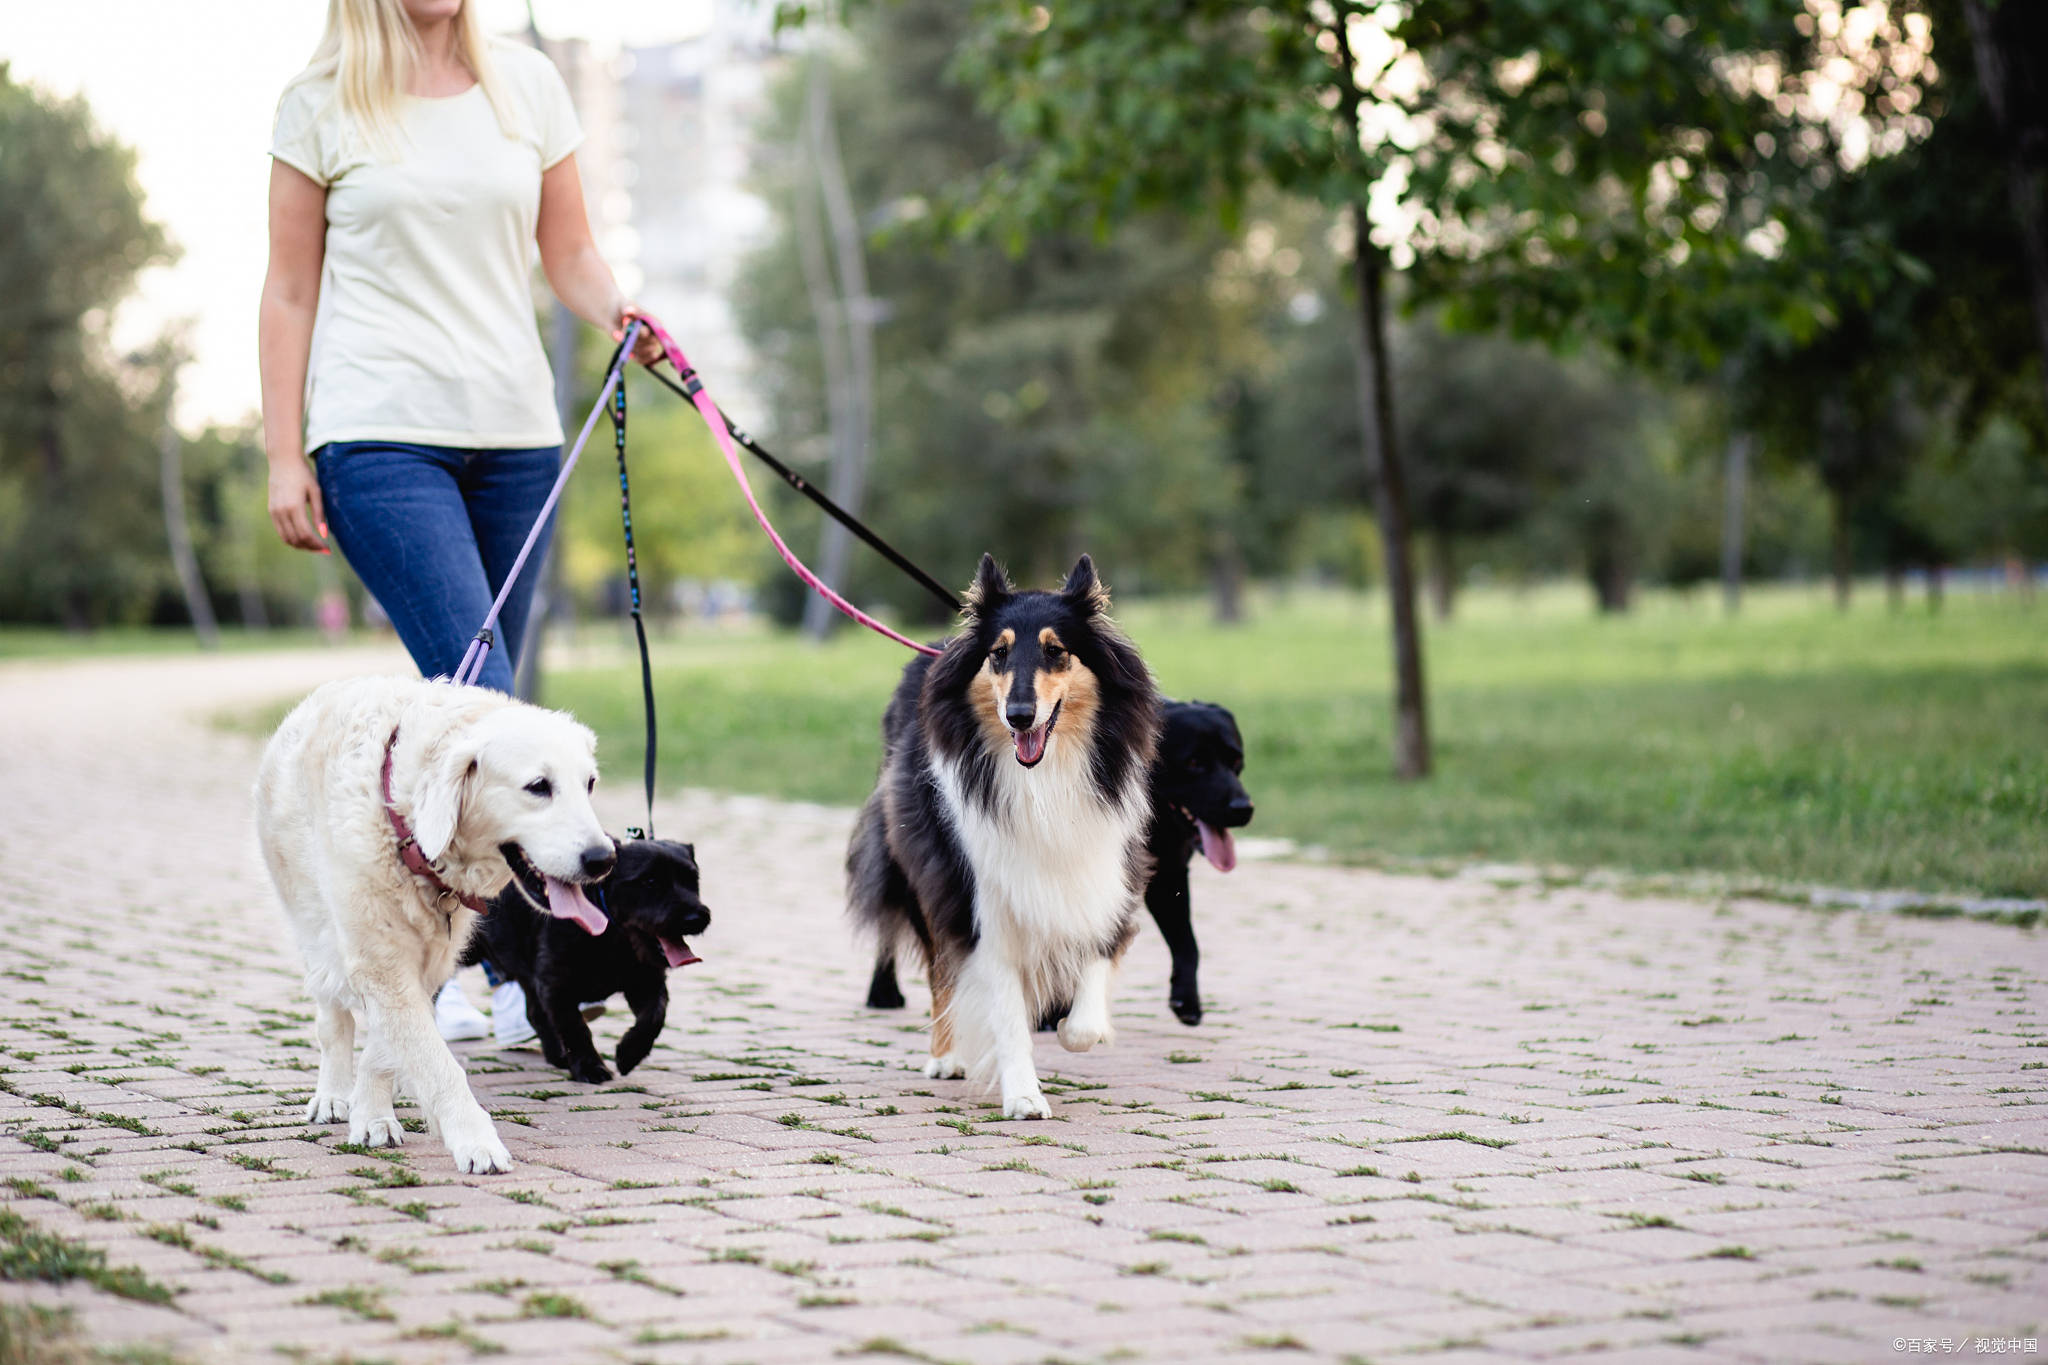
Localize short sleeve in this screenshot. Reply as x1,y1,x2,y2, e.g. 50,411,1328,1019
270,81,333,185
533,55,583,169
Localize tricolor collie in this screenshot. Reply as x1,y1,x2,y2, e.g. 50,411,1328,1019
848,554,1161,1118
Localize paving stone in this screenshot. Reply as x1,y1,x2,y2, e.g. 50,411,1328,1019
0,645,2043,1364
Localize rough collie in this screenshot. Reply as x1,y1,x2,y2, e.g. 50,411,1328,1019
848,554,1161,1118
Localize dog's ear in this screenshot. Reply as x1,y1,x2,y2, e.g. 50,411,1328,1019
964,553,1011,618
410,742,478,864
1062,554,1110,616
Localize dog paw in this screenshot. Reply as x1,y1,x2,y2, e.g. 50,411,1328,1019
448,1134,513,1175
1057,1015,1114,1053
349,1113,404,1149
1001,1089,1051,1121
922,1053,966,1080
568,1058,613,1085
305,1093,349,1125
1170,991,1203,1026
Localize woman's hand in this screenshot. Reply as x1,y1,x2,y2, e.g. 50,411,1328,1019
268,456,330,553
615,302,666,366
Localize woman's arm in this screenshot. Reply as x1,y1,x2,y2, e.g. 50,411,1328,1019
258,160,331,552
537,154,664,364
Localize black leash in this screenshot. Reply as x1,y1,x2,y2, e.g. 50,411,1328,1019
608,359,659,839
636,362,962,614
588,341,960,838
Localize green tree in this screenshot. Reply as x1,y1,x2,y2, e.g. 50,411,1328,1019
1734,0,2045,607
739,2,1259,626
924,2,1916,778
0,65,173,628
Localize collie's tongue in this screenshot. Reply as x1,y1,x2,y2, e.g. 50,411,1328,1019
1196,820,1238,873
544,876,609,935
659,937,701,969
1014,723,1048,766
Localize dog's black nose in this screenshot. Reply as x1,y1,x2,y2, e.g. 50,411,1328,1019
580,844,617,880
1228,797,1254,824
1005,703,1038,731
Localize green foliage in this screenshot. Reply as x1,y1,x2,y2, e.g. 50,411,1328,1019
737,0,1263,616
0,64,176,628
943,3,1919,369
553,364,759,608
547,585,2048,896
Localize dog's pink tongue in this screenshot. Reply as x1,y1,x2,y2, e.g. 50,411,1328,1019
544,876,609,935
1196,820,1237,873
659,938,701,969
1014,724,1048,765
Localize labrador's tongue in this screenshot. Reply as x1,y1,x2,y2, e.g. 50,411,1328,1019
1196,820,1238,873
1014,723,1048,766
544,876,609,935
659,938,701,969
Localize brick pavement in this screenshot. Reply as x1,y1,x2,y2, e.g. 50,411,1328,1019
0,646,2043,1365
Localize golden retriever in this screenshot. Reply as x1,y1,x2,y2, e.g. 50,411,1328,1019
254,676,613,1173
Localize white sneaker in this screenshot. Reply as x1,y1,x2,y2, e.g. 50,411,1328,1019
434,979,489,1042
492,981,539,1048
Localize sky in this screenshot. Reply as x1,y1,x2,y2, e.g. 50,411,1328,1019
0,1,714,432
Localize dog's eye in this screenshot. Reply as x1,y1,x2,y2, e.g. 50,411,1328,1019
989,646,1009,669
586,775,597,794
1044,645,1066,666
1186,757,1205,772
525,778,552,799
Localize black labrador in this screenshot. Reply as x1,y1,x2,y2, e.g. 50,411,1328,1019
863,698,1253,1025
466,836,709,1083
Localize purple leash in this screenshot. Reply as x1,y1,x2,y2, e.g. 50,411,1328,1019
451,321,643,688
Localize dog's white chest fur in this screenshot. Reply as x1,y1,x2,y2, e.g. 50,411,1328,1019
934,740,1145,964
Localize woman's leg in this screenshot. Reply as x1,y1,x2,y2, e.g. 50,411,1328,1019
460,446,563,683
315,442,516,692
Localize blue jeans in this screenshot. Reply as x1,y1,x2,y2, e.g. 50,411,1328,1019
316,441,561,695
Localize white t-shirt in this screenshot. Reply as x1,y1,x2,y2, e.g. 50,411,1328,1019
271,41,582,451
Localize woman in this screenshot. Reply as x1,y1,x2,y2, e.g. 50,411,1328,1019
260,0,657,1043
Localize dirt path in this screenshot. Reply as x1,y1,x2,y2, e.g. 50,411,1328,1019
0,646,2042,1364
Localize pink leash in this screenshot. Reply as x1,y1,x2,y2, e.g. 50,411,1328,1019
632,314,943,658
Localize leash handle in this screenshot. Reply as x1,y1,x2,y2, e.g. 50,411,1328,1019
453,322,643,688
630,314,944,658
610,368,659,838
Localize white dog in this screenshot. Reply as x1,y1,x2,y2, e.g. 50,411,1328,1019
254,676,615,1173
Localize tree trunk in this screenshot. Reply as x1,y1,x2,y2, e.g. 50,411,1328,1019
1965,0,2048,416
1927,563,1945,613
159,419,219,649
1209,531,1246,625
1720,430,1750,616
800,51,875,642
1349,228,1431,779
1829,490,1853,612
1426,533,1455,621
1885,564,1905,613
1589,536,1632,613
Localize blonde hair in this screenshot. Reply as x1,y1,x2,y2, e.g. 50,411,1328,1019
286,0,515,154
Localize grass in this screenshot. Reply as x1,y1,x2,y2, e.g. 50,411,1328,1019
0,1301,190,1365
0,1208,175,1305
0,626,333,662
212,580,2048,896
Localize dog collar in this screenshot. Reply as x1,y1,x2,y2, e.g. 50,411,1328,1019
383,728,486,915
